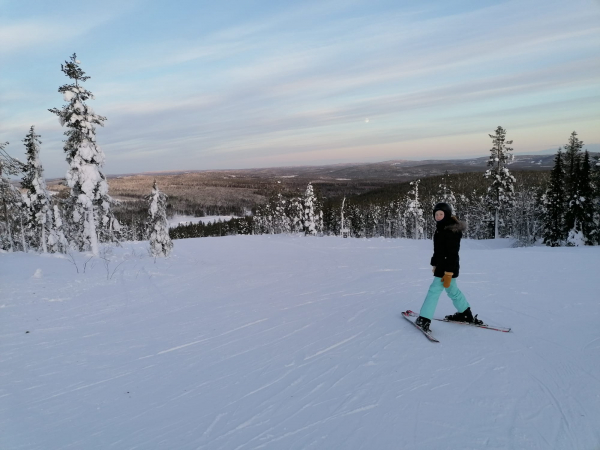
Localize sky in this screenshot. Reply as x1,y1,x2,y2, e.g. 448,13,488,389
1,0,599,178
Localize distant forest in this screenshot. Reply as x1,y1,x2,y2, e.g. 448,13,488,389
168,169,549,243
168,130,600,247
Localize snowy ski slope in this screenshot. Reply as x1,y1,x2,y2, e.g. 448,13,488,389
1,235,599,449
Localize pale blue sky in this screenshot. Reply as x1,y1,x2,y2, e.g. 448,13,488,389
1,0,599,178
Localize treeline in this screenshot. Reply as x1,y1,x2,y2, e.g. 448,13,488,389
112,199,247,242
169,183,323,239
168,172,538,242
170,217,254,239
169,129,600,247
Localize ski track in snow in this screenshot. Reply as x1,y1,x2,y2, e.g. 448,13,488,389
1,235,600,449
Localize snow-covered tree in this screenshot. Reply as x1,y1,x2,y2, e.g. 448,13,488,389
47,205,69,253
0,142,27,252
563,131,583,193
455,193,472,238
437,171,456,211
511,183,543,246
561,133,594,245
459,191,493,240
288,197,304,233
302,183,322,236
393,198,407,239
253,185,292,235
48,54,119,255
20,126,56,253
485,126,516,238
365,204,382,238
542,150,566,247
405,180,425,239
592,154,600,245
340,196,349,237
382,202,396,238
253,201,274,234
423,196,437,240
567,151,595,246
272,193,291,234
348,203,366,237
147,181,173,257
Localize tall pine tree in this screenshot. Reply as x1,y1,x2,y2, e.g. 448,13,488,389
485,126,516,238
563,131,583,193
49,54,119,255
578,151,595,245
542,150,566,247
561,132,591,245
593,154,600,245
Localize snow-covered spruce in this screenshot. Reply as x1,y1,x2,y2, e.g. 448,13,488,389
48,54,120,255
485,126,516,239
562,132,595,246
405,179,425,239
20,126,64,253
273,193,291,234
302,183,322,236
511,182,542,247
288,196,304,233
253,202,274,234
0,141,28,252
593,153,600,245
578,151,596,245
147,181,173,257
437,171,456,213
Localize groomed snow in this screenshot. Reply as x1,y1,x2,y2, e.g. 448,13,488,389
1,236,599,449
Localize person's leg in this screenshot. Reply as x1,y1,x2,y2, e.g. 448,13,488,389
444,278,470,313
419,277,444,320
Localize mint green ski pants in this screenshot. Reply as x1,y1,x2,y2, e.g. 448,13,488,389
419,277,470,320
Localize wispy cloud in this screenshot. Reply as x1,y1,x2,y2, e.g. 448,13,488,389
0,13,116,56
1,0,599,177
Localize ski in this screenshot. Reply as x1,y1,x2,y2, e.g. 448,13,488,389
402,310,439,342
405,310,511,333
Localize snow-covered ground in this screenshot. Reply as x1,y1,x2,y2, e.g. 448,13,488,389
1,236,599,450
169,214,239,228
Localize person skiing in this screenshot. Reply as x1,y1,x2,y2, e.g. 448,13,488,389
415,202,481,332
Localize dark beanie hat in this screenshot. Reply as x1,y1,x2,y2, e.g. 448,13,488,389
433,202,452,218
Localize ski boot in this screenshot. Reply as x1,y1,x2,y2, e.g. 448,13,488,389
415,316,431,332
445,307,483,325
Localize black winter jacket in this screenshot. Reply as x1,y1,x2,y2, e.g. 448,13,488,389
430,217,467,278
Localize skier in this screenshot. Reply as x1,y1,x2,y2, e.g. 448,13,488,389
415,202,481,332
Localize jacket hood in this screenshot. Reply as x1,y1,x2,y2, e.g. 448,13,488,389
444,216,467,233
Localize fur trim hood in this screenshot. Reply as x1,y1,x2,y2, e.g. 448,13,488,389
444,216,467,233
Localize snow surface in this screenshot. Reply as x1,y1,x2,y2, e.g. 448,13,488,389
169,214,239,228
1,236,600,450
